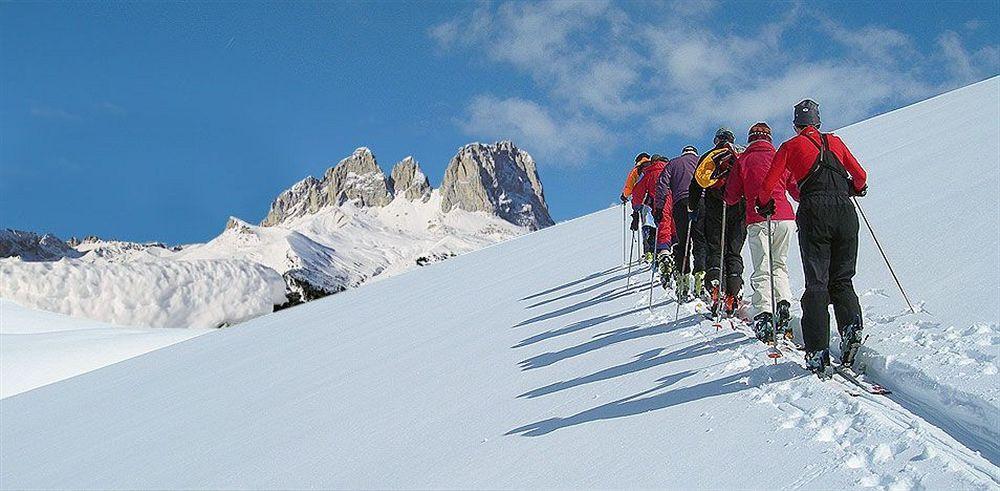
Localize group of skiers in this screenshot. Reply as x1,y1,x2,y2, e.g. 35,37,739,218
620,99,868,376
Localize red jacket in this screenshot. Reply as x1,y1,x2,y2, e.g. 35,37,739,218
725,140,797,224
631,159,666,210
632,158,675,246
758,126,867,205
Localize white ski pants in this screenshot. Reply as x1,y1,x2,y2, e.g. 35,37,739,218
747,220,794,315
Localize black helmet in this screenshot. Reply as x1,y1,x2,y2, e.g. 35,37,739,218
634,152,651,164
794,99,821,127
714,127,735,144
682,145,698,154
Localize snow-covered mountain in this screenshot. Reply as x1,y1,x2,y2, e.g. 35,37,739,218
0,79,998,489
0,141,553,325
0,229,82,261
71,235,180,262
182,141,551,303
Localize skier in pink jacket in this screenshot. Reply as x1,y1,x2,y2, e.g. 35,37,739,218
724,122,799,341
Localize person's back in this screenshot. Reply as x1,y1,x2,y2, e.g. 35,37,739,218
756,99,869,376
655,151,697,212
728,139,795,224
761,126,866,202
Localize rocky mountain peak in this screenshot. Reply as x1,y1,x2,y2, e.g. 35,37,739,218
261,141,553,230
389,157,432,202
439,141,554,230
261,149,393,227
321,148,393,208
260,176,324,227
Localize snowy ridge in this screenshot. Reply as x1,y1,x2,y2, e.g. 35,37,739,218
0,229,81,261
0,257,286,329
74,237,177,262
175,192,527,304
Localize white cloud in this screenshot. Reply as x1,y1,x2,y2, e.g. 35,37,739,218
460,95,612,164
432,1,1000,164
937,30,1000,83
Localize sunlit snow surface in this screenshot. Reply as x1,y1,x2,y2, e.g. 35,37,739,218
0,79,997,489
0,299,211,398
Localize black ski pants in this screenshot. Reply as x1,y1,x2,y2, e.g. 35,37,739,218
641,225,656,256
689,197,707,274
703,192,746,295
797,196,862,352
672,198,696,274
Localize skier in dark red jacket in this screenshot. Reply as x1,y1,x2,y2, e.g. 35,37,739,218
632,155,674,280
756,99,868,376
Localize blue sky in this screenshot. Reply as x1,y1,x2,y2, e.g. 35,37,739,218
2,1,997,244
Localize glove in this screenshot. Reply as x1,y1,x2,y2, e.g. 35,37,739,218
619,193,628,203
755,198,776,217
652,208,663,223
853,184,868,197
630,211,640,231
687,206,698,223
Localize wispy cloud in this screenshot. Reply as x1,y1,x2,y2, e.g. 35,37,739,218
30,106,81,121
95,101,127,115
431,1,999,166
460,95,611,164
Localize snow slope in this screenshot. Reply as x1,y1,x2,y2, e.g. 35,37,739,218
0,257,286,329
1,211,997,488
0,299,211,398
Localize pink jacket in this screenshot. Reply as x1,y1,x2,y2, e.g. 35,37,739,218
724,140,797,224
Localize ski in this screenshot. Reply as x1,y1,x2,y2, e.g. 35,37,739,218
830,364,891,395
726,316,891,396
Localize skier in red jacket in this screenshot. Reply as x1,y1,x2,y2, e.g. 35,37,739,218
632,154,675,286
756,99,868,376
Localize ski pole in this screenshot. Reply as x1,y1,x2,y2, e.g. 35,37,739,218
648,211,659,310
674,217,694,324
626,229,636,287
853,197,915,313
622,202,627,265
766,215,781,361
715,199,727,321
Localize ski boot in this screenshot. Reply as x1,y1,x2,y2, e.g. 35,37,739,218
708,281,722,318
675,273,691,302
752,312,774,343
839,315,864,367
724,292,741,318
693,271,706,301
804,349,831,378
775,300,792,341
657,252,674,290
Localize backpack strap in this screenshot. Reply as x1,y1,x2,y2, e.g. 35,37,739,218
798,132,850,190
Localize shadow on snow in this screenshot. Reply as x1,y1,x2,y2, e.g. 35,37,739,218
508,362,802,437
